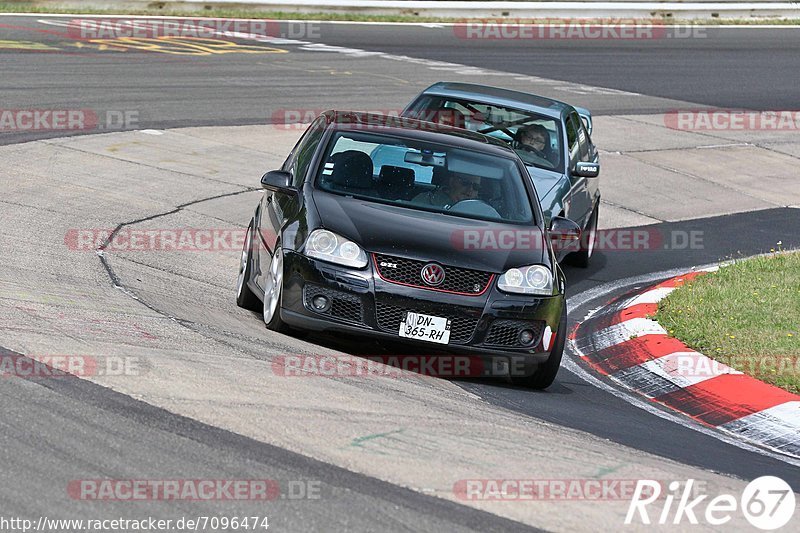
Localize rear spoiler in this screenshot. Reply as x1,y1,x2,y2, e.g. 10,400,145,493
574,106,593,136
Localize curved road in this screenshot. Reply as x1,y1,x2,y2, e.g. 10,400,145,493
1,14,799,531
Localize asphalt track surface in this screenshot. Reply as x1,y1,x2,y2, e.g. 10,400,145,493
287,24,800,112
0,346,536,532
1,14,799,530
320,207,800,486
2,18,800,146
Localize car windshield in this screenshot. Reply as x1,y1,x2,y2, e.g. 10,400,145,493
315,130,535,224
407,96,564,172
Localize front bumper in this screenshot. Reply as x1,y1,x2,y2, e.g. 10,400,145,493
280,250,565,363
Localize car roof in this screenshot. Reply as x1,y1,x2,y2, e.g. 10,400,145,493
418,82,573,119
322,110,519,158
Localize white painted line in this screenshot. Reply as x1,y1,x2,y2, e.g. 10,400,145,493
622,286,674,307
569,263,722,318
138,129,164,135
640,351,741,387
5,14,800,28
564,339,800,466
719,401,800,456
585,317,666,353
696,142,753,149
566,264,800,465
612,365,684,398
34,16,638,97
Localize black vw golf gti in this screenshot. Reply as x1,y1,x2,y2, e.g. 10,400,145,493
236,111,579,388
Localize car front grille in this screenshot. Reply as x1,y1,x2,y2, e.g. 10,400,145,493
373,253,493,295
374,301,479,344
484,319,545,348
304,284,364,324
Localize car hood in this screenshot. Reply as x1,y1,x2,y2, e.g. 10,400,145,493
312,190,545,273
526,165,569,223
526,164,564,200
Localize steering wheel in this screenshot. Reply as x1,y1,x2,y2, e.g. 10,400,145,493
511,139,547,159
445,199,501,219
519,144,547,159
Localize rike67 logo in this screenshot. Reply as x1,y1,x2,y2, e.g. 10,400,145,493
626,477,795,530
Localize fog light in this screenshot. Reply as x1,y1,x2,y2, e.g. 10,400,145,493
311,295,331,312
518,329,535,345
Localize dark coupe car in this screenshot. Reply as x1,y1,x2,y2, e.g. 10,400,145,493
403,82,601,267
236,111,580,388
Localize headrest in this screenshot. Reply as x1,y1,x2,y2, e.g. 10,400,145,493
329,150,373,190
377,165,415,199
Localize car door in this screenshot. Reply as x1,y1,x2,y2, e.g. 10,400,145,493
256,116,326,290
580,118,601,216
564,111,592,229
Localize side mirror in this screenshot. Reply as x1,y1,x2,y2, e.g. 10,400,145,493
261,170,296,193
574,162,600,178
549,216,582,246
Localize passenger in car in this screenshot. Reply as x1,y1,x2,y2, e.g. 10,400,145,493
434,108,467,129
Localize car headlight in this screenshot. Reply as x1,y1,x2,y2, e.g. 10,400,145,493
497,265,553,295
305,229,368,268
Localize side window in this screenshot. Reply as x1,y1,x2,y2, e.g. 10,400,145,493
566,113,580,168
576,117,591,162
282,122,313,171
287,116,326,187
405,95,443,120
580,121,596,162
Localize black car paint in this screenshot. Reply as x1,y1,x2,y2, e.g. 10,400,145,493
245,111,566,363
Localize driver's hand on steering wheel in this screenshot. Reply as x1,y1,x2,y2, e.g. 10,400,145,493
520,144,546,158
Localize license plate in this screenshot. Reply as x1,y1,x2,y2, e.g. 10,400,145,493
398,311,451,344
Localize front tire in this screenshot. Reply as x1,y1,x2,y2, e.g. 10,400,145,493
236,221,261,311
566,202,598,268
510,303,567,390
262,245,290,333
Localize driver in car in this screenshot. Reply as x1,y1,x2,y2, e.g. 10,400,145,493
516,124,558,167
413,172,481,208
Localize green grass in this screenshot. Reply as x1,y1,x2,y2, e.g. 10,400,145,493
656,250,800,394
1,2,800,25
